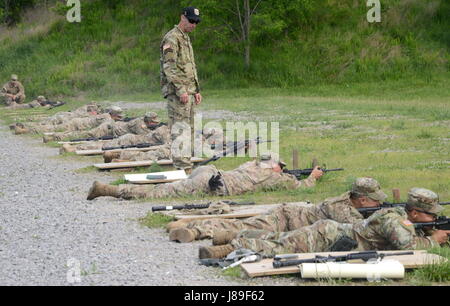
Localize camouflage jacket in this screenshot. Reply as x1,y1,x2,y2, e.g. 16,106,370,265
299,192,365,225
351,207,439,250
219,160,317,196
1,81,25,96
160,25,200,98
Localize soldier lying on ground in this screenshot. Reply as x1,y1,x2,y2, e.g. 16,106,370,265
102,127,224,163
6,95,65,110
86,153,324,201
59,112,170,153
11,106,122,137
168,177,387,243
199,188,450,259
10,103,110,134
41,106,127,142
1,74,25,105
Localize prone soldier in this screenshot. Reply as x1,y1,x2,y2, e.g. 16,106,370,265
168,177,387,243
86,153,324,201
199,188,450,259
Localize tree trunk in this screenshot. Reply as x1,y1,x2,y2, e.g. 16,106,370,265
243,0,251,69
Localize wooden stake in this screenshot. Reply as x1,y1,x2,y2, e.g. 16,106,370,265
292,149,299,169
392,189,401,203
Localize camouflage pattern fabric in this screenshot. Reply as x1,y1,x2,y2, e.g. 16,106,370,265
115,159,317,200
1,81,26,105
183,192,364,240
118,144,171,161
230,207,439,257
161,25,200,170
217,160,317,196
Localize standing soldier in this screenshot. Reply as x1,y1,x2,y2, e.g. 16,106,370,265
1,74,26,105
160,7,202,173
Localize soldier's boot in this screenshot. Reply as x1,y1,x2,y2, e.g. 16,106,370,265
198,244,235,259
165,219,191,232
169,228,199,243
60,144,76,154
14,125,29,135
42,134,55,143
212,230,238,246
87,181,120,200
103,151,120,163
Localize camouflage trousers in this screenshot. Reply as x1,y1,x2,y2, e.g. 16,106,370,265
118,145,171,161
167,94,195,170
185,203,314,240
117,165,218,199
75,134,158,151
3,94,25,105
230,220,354,257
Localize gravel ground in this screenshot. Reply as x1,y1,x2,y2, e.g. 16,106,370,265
0,121,298,286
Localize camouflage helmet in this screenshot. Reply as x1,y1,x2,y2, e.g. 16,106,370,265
108,106,123,116
407,188,442,214
37,96,46,101
260,152,286,168
11,74,18,81
351,177,387,202
144,112,159,123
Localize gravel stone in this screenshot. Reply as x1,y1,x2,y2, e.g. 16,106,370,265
0,121,300,286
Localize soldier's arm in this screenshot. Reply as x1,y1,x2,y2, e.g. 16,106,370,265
380,215,439,250
17,82,25,95
162,37,187,97
322,201,364,223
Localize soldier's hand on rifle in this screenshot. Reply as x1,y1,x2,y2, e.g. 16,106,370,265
431,230,450,244
194,93,202,105
180,93,189,104
311,166,324,180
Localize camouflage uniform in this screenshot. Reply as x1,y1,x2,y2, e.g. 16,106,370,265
46,104,102,125
49,116,150,141
1,75,26,105
6,96,48,110
231,189,443,257
161,24,200,170
115,126,218,162
116,156,317,200
28,113,112,135
179,178,387,240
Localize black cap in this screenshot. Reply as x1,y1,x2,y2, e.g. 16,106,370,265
182,7,201,23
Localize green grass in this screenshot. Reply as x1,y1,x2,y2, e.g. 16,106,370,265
0,0,449,99
139,212,175,228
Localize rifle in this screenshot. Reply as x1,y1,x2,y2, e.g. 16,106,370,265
272,250,414,268
45,101,66,109
358,202,450,214
70,135,116,142
122,117,137,122
284,167,344,179
413,216,450,232
102,141,163,151
196,137,272,167
151,200,255,212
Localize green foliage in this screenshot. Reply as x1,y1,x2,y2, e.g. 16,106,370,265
0,0,448,98
139,212,174,228
0,0,36,25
